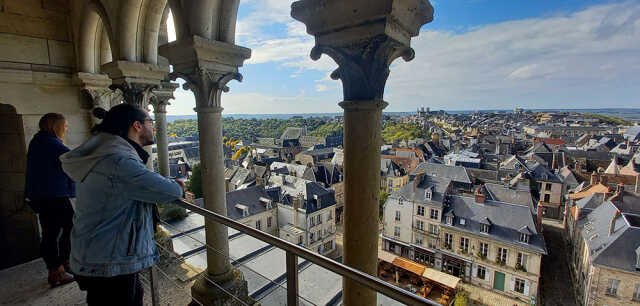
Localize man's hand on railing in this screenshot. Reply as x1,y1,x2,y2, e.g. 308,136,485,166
174,179,186,195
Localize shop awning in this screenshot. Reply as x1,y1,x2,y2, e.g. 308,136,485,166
392,257,426,276
378,250,397,263
422,268,460,289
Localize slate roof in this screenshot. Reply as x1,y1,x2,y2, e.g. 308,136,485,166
280,127,304,141
623,126,640,141
193,185,278,221
484,183,535,211
381,159,404,177
442,195,547,254
395,175,452,208
579,201,640,273
410,162,472,184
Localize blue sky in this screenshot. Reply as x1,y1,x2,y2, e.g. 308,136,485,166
165,0,640,115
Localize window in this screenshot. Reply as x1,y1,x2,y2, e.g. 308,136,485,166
310,217,315,227
267,216,272,228
428,223,439,235
430,209,439,220
606,279,620,296
256,220,262,230
476,265,486,280
395,210,401,221
416,220,425,230
514,278,526,294
394,226,401,237
398,198,404,206
428,239,437,249
425,189,432,199
444,233,453,249
543,194,550,203
415,236,423,245
517,253,528,270
633,284,640,302
298,235,303,245
481,224,489,234
317,214,322,224
545,183,552,191
327,211,332,220
460,237,469,253
498,247,508,263
520,233,530,244
417,205,425,216
446,216,453,225
479,242,489,257
310,232,315,242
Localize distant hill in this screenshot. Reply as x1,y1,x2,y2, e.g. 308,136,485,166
165,108,640,123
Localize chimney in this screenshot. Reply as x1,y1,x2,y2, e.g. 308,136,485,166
609,210,620,236
293,197,301,227
590,171,597,186
414,173,424,192
475,186,486,204
536,200,544,232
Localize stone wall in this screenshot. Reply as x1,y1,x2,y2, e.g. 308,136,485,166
0,0,92,269
590,266,640,306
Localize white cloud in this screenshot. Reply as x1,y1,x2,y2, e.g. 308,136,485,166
315,84,328,92
385,1,640,110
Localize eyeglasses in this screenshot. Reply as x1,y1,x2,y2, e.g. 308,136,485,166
144,118,155,123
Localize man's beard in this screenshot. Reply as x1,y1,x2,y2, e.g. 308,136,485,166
141,129,155,146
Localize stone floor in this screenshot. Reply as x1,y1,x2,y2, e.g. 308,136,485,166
539,219,578,306
0,258,195,306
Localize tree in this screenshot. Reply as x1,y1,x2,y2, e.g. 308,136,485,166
379,189,389,220
188,163,203,199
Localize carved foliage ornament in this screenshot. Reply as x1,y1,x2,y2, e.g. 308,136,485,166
310,35,415,101
109,83,156,110
169,68,243,109
83,87,124,109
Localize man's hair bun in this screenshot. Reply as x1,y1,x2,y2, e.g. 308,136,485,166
92,107,107,120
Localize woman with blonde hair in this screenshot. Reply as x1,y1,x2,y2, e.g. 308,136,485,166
25,113,75,287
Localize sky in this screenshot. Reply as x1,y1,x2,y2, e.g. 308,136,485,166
164,0,640,115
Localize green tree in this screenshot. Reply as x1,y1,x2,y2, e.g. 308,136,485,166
188,163,203,199
379,189,389,220
454,291,468,306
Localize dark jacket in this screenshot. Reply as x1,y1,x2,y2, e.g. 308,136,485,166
25,131,76,200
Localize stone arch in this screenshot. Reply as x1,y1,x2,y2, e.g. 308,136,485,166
166,0,240,43
78,2,116,73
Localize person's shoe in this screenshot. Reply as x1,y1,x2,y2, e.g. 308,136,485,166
48,266,75,288
63,260,73,275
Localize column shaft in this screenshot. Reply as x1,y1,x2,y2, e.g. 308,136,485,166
155,110,170,177
340,100,386,306
196,106,231,279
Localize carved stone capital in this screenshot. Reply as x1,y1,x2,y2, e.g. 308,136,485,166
169,68,241,111
160,36,250,112
150,82,179,113
74,72,123,109
109,83,155,110
292,0,433,101
311,36,415,100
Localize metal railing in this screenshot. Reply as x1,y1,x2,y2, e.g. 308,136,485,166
153,198,440,306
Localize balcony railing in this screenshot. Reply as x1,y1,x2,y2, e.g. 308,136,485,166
149,199,440,306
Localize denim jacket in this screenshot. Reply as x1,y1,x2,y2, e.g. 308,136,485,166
60,133,183,277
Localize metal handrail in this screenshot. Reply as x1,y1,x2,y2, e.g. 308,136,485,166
170,199,440,306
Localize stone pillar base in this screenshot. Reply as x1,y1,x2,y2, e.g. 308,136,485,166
190,268,255,306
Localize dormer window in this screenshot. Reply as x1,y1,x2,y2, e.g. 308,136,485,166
520,233,530,244
398,198,404,206
425,187,433,200
446,216,453,225
481,224,490,234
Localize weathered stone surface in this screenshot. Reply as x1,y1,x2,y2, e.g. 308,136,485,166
292,0,434,101
0,33,49,65
0,11,69,41
48,40,75,67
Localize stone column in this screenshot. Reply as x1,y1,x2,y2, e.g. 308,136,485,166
160,36,251,305
101,61,170,170
150,82,179,177
292,1,433,305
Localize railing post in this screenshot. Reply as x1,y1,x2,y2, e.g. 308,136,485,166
286,251,299,306
149,266,160,306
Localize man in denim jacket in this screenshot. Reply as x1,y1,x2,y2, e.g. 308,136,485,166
61,104,185,306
